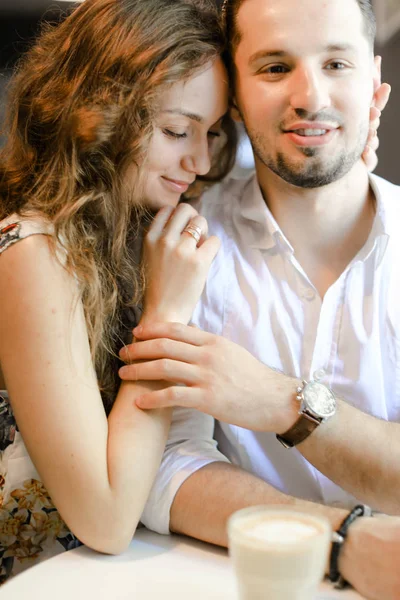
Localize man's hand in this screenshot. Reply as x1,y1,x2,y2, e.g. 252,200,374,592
119,322,299,434
341,515,400,600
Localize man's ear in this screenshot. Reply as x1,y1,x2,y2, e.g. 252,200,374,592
230,97,243,123
373,55,382,94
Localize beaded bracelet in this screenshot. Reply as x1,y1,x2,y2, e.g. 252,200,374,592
329,504,372,589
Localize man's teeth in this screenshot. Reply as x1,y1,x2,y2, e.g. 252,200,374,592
294,129,328,136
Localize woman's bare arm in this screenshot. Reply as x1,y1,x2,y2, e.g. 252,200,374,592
0,204,216,554
0,234,171,553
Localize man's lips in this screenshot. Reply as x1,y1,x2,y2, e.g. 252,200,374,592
283,122,340,147
161,176,194,193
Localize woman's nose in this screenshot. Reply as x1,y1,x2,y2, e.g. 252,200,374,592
182,139,212,176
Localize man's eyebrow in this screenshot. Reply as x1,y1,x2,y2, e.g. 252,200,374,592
249,44,356,65
325,43,355,52
163,109,204,123
249,50,287,65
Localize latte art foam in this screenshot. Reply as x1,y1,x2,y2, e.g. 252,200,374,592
244,518,320,544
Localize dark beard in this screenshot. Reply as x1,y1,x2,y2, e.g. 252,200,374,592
250,135,368,189
244,112,369,189
273,149,355,188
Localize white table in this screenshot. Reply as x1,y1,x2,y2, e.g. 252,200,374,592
2,529,365,599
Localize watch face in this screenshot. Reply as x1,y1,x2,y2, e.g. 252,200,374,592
303,381,336,418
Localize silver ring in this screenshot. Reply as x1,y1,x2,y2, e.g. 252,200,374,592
182,223,202,244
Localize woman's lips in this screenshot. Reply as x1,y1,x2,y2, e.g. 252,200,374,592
161,176,191,193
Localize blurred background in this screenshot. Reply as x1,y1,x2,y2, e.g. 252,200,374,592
0,0,399,182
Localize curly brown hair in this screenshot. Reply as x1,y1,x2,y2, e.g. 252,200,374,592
0,0,237,410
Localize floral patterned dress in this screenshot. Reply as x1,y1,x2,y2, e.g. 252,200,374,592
0,215,81,584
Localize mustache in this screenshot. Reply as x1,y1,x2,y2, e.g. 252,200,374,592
280,109,344,129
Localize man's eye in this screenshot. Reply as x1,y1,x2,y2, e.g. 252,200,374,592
261,65,290,75
208,131,221,138
163,129,187,139
326,61,346,70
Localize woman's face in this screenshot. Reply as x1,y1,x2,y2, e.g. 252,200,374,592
142,58,229,210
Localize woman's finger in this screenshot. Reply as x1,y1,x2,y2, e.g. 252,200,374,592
146,206,174,241
119,338,199,364
180,214,209,247
196,234,221,265
369,106,381,126
119,358,199,385
370,106,381,120
162,202,199,239
368,117,380,135
133,321,210,346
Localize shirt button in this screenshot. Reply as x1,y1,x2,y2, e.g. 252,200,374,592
313,369,326,381
302,288,316,301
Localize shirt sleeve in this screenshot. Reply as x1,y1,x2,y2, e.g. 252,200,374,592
140,406,230,534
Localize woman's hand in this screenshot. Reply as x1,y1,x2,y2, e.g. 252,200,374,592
362,81,391,172
141,203,220,325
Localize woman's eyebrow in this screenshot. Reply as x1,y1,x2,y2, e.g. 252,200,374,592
162,109,228,127
163,109,204,123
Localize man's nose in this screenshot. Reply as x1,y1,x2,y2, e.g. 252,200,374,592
289,66,331,114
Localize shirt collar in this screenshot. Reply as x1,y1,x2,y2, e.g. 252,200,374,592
357,174,389,268
238,172,390,267
238,174,293,253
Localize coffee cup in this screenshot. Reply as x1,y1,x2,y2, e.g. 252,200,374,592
228,505,331,600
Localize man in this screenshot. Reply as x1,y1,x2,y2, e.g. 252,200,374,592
120,0,400,597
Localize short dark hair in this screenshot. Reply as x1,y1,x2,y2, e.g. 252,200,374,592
223,0,376,59
356,0,377,43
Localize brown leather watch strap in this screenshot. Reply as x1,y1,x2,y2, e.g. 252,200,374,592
276,412,321,448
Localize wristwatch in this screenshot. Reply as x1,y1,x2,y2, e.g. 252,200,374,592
276,380,337,448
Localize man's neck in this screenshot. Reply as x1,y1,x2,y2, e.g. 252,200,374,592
256,160,376,298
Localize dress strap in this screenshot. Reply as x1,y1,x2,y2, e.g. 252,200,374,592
0,214,52,255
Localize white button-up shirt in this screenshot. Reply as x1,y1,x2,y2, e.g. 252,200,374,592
141,172,400,534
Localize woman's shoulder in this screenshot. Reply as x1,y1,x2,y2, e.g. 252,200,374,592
0,212,53,256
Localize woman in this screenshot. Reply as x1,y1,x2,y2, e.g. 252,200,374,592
0,0,236,582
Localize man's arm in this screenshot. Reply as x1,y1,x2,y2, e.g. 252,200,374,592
169,461,347,545
120,322,400,514
170,461,400,600
298,398,400,514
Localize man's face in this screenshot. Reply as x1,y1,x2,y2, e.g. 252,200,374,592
234,0,379,188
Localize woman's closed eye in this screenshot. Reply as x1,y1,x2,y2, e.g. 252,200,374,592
163,128,221,142
163,128,187,139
